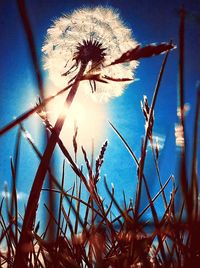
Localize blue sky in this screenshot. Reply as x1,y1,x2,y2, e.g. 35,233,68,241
0,0,199,219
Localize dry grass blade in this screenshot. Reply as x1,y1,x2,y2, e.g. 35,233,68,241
61,205,75,237
10,159,18,247
109,121,138,164
178,7,190,221
83,196,91,229
74,179,82,234
57,138,92,194
137,175,172,220
104,177,133,224
109,120,167,228
190,88,200,220
56,160,65,241
14,63,86,267
56,137,110,221
62,192,85,229
109,120,167,253
0,217,16,246
17,0,44,100
73,123,78,160
149,138,168,209
13,127,21,178
94,140,108,182
20,124,42,158
8,127,21,249
108,42,175,66
44,204,66,238
20,124,60,189
9,128,21,226
82,146,92,178
94,187,115,235
151,188,177,260
136,46,171,217
0,203,15,261
64,183,75,235
0,83,73,136
57,192,103,219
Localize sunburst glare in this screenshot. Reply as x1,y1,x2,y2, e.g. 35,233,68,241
45,81,107,149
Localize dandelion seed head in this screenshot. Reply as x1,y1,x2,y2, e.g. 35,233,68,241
42,7,138,102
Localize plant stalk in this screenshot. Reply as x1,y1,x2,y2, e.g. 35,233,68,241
14,63,86,267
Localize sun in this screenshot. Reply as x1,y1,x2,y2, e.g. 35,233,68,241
45,81,107,151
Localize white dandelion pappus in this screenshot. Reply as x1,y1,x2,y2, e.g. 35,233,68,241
42,7,138,102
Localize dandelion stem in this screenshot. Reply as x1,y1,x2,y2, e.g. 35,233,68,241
14,63,86,267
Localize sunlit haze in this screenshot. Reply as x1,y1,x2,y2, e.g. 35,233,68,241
46,81,108,150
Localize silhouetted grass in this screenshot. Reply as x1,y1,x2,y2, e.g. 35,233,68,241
0,4,199,268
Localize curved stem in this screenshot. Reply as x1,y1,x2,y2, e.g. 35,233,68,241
135,49,170,217
14,63,86,267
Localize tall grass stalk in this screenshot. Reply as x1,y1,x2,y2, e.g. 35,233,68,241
14,63,86,266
